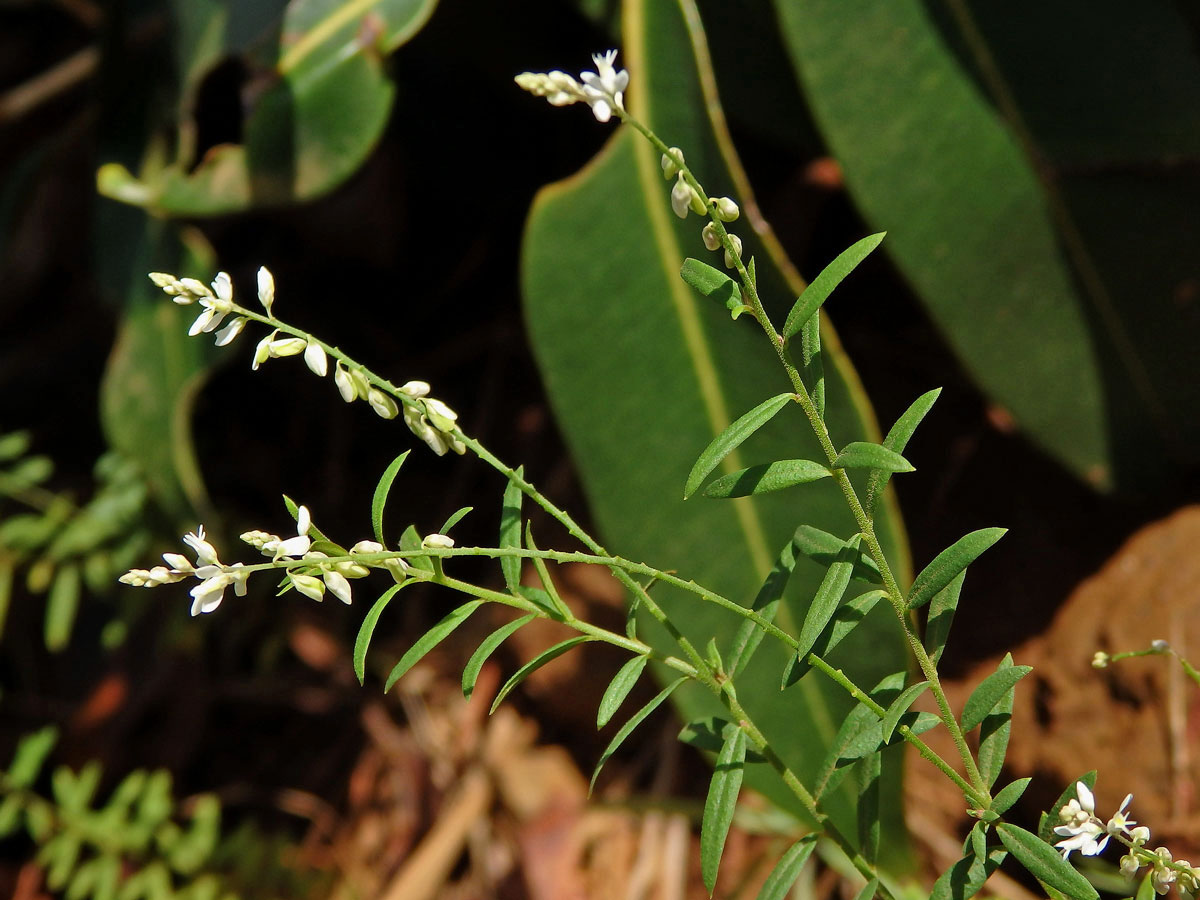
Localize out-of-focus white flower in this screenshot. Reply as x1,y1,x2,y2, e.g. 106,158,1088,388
579,49,628,123
257,266,275,316
661,148,683,179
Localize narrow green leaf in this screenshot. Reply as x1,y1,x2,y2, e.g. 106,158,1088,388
371,452,410,547
799,311,825,419
1136,871,1157,900
400,524,432,572
1039,772,1097,843
590,676,687,795
819,590,888,658
794,535,860,662
854,878,880,900
0,430,32,461
701,725,748,894
793,525,882,582
961,664,1032,731
384,600,484,692
857,754,882,864
783,233,886,341
908,528,1008,611
727,533,802,677
680,258,740,308
524,522,571,621
815,704,882,799
701,459,831,498
683,393,794,499
44,562,80,652
978,653,1018,788
931,845,1006,900
865,387,942,516
755,835,818,900
0,796,21,838
353,584,407,685
881,681,929,744
925,570,966,665
438,506,473,535
462,614,536,701
597,655,649,728
997,824,1099,900
499,467,524,592
990,777,1032,817
833,441,915,474
491,636,592,714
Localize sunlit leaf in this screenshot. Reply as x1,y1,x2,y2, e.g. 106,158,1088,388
907,528,1007,611
782,232,885,341
684,393,795,499
371,451,410,547
590,675,688,794
597,655,649,728
701,459,831,498
961,662,1031,731
700,724,748,894
997,823,1099,900
384,600,484,692
462,614,536,701
353,583,407,684
490,635,593,713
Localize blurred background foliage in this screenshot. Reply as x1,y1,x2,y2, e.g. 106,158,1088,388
1,0,1197,895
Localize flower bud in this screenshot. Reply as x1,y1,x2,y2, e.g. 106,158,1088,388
350,540,384,554
671,176,692,219
303,341,328,377
268,337,307,358
712,197,740,222
661,147,684,179
689,190,708,216
253,330,277,370
400,381,431,398
424,398,458,433
257,266,275,316
723,234,744,269
422,533,454,549
334,362,356,402
368,388,399,419
701,223,721,251
291,574,325,602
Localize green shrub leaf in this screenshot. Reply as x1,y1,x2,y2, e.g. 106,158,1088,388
865,388,941,516
908,528,1007,611
597,655,648,728
680,258,741,308
755,835,818,900
684,393,795,499
925,570,966,666
990,777,1032,817
833,442,915,474
384,600,485,692
783,233,885,341
701,724,748,894
881,681,929,744
591,676,687,795
463,614,536,701
701,459,831,498
978,653,1019,788
997,823,1099,900
491,636,592,714
371,451,410,547
354,583,407,685
962,662,1032,731
499,468,524,592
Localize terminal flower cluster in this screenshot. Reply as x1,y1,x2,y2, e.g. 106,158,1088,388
515,50,628,123
121,505,383,615
147,268,466,457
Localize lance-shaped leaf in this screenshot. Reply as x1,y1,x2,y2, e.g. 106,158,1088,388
7,727,58,788
681,258,741,310
857,753,882,864
801,312,826,419
462,614,536,701
438,506,473,535
961,661,1032,731
491,636,593,714
755,834,818,900
679,717,767,762
591,676,687,794
44,563,80,652
997,824,1099,900
384,600,484,692
908,528,1007,611
702,459,831,498
684,393,795,499
371,451,410,547
990,777,1032,818
833,442,915,474
881,681,929,744
978,653,1018,788
597,655,649,728
791,535,861,670
499,468,524,592
793,525,882,583
726,532,801,678
865,388,941,517
782,588,886,689
925,570,966,666
701,724,748,894
354,583,408,684
783,233,886,341
931,844,1007,900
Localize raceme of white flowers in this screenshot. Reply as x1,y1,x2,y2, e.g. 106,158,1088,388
120,505,425,616
147,268,465,457
515,49,628,123
1053,781,1199,895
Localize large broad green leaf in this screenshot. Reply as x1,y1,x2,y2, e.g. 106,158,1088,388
772,0,1200,491
522,0,912,870
97,0,439,215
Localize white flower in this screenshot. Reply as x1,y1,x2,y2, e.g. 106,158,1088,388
350,540,384,554
257,266,275,316
291,574,325,602
214,316,248,346
713,197,739,222
661,148,683,179
422,533,454,549
368,389,399,420
262,506,313,560
187,272,235,336
188,564,247,616
424,398,458,432
399,380,430,398
723,234,743,269
579,50,628,123
303,341,328,377
302,551,355,604
671,176,693,219
702,223,720,251
1107,794,1135,835
1131,826,1152,845
183,525,220,566
1120,853,1142,878
253,329,277,370
268,336,307,358
514,70,588,107
403,405,450,455
1054,822,1108,859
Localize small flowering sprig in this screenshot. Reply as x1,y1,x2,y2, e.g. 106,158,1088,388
1053,781,1200,896
1093,639,1200,688
148,267,466,457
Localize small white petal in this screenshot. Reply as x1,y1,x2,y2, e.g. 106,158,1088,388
273,535,312,559
212,272,233,303
350,540,384,554
323,570,352,604
1077,782,1096,814
303,341,328,377
268,337,307,357
369,389,399,420
295,505,311,536
291,574,325,602
334,363,356,402
253,330,277,370
399,380,431,398
257,266,275,314
214,316,248,346
162,553,192,571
